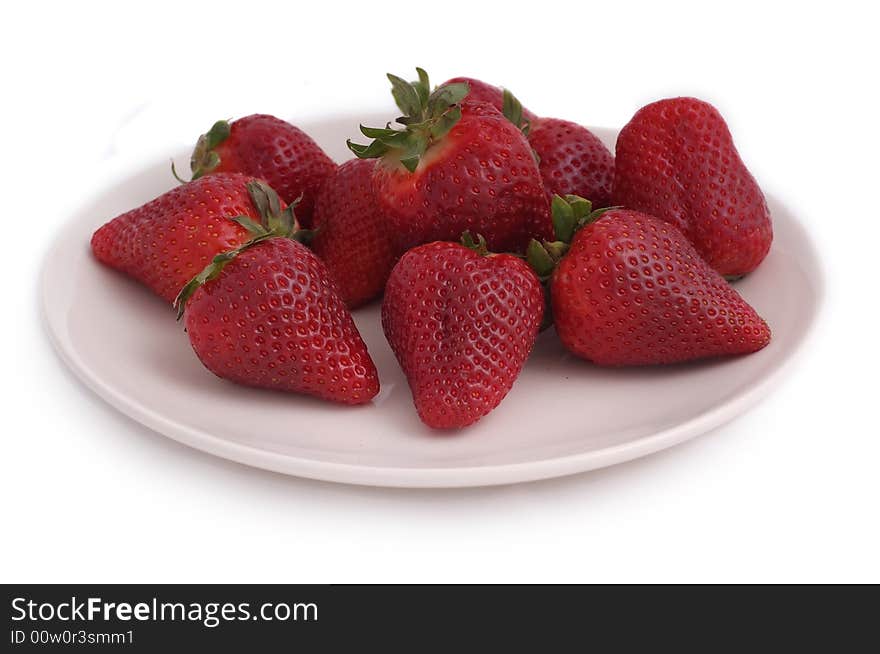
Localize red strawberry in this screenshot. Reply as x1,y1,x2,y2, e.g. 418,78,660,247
175,186,379,405
528,118,615,208
613,97,772,277
382,235,544,429
442,76,538,127
348,68,550,252
91,172,279,304
179,114,336,227
528,196,770,366
310,158,398,308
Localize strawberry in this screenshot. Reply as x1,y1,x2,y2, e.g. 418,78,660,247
174,184,379,405
442,76,538,128
382,234,544,429
91,172,281,304
528,118,615,208
309,158,398,308
178,114,336,227
348,68,551,252
613,97,772,277
527,196,771,366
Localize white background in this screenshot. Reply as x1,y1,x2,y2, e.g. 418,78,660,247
2,1,877,582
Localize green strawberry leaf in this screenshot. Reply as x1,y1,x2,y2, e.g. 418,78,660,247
526,239,556,279
388,73,423,117
429,82,469,111
413,67,431,107
228,215,268,236
551,195,577,243
501,88,530,135
347,138,390,159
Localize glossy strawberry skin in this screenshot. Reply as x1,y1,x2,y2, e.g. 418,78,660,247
373,102,551,252
613,97,772,277
382,242,544,429
528,118,615,207
551,209,770,366
310,159,398,308
442,77,538,123
91,172,265,304
184,238,379,405
210,114,336,227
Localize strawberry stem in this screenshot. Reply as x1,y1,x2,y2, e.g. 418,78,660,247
460,231,490,256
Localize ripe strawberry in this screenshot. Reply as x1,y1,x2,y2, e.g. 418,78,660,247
348,68,551,252
179,114,336,227
527,196,771,366
442,76,538,128
91,172,280,304
174,187,379,405
613,97,772,277
310,159,398,308
382,235,544,429
527,118,615,208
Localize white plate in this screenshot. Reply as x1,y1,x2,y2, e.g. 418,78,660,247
41,117,824,487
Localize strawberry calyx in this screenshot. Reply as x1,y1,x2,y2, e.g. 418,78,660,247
526,194,617,281
526,195,617,332
173,180,308,318
501,88,532,136
501,88,540,164
172,119,231,183
526,239,565,281
347,68,469,173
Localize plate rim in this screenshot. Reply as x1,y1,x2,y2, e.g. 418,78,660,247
40,132,826,488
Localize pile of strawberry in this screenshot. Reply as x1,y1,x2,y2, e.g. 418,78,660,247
91,69,772,430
